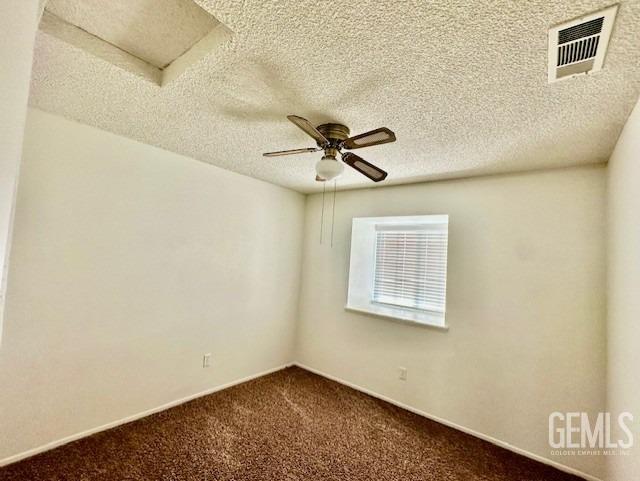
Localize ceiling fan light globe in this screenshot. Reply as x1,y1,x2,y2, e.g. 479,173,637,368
315,156,344,181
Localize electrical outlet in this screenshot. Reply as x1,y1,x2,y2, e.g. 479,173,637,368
398,366,407,381
203,353,211,368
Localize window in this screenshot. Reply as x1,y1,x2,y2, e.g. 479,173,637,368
346,215,449,328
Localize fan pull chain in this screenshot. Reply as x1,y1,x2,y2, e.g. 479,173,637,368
331,180,337,247
320,182,326,244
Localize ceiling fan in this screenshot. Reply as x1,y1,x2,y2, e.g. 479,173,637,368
263,115,396,182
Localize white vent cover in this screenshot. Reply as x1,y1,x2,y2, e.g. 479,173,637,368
548,4,618,83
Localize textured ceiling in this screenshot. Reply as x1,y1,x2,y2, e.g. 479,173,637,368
45,0,219,68
29,0,640,193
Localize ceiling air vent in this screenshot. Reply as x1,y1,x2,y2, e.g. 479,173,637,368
548,4,618,83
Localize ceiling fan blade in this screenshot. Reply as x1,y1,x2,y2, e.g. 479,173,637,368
315,175,325,182
342,127,396,150
263,147,321,157
342,152,388,182
287,115,329,147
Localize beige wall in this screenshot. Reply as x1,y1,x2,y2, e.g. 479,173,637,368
0,0,39,337
607,98,640,481
0,109,305,462
296,166,607,479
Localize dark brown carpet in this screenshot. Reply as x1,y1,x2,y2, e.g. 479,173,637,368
1,366,583,481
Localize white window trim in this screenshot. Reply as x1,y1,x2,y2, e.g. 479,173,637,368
345,215,449,329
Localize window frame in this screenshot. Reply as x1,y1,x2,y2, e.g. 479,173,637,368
345,215,449,330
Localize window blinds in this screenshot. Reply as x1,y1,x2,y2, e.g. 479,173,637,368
373,228,448,313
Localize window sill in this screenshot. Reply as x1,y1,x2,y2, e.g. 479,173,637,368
344,305,449,331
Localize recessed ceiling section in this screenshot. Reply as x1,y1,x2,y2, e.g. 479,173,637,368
40,0,232,86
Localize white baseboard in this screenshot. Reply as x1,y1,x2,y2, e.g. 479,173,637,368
294,362,603,481
0,361,604,481
0,363,293,468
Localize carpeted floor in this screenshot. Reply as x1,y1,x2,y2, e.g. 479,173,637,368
1,366,583,481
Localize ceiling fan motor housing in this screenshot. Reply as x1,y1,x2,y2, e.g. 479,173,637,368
317,123,350,148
